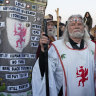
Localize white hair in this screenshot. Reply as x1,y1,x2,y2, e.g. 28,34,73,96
63,25,90,43
62,14,91,48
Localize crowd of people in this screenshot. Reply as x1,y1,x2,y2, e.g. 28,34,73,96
32,12,96,96
37,12,95,41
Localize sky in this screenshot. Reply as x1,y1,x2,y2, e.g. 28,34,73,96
45,0,96,27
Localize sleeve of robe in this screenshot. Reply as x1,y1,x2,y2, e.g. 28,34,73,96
32,45,63,96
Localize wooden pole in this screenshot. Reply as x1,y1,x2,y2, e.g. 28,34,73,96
55,8,59,40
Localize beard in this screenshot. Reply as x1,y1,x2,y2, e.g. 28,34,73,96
47,29,54,36
69,29,84,39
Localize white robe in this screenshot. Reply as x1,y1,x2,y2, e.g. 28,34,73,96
32,39,95,96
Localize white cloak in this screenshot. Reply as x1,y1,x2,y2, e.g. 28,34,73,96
32,39,95,96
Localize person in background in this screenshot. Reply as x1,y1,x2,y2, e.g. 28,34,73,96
55,16,65,38
84,12,92,32
59,16,65,38
48,14,53,20
59,23,66,39
36,15,57,59
32,14,95,96
90,25,96,43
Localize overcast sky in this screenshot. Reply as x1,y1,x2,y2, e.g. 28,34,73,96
45,0,96,27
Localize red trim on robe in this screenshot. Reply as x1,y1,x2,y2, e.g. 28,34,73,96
51,43,67,96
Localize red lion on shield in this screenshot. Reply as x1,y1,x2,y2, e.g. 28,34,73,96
76,66,88,87
14,23,27,48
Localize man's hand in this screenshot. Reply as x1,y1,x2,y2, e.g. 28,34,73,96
40,32,49,52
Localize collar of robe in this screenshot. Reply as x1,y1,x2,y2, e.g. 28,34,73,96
69,38,84,49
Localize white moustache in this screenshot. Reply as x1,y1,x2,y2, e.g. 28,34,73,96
48,29,52,32
73,29,81,32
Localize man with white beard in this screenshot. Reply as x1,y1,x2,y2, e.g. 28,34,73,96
32,15,95,96
36,15,57,59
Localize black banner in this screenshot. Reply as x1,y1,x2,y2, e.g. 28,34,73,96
0,0,47,96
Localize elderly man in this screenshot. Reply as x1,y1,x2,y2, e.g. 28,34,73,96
36,15,57,59
32,15,95,96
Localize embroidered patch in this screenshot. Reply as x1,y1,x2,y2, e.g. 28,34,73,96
31,36,40,41
7,83,29,91
0,22,5,27
32,30,40,35
10,13,28,21
91,50,94,55
15,0,26,8
30,42,38,47
10,59,25,65
32,5,36,10
32,24,41,30
6,73,28,80
37,5,45,14
6,18,31,52
76,66,88,87
61,54,66,60
0,66,32,72
0,6,36,16
0,53,36,59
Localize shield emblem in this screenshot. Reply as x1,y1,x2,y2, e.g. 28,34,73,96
6,18,31,52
